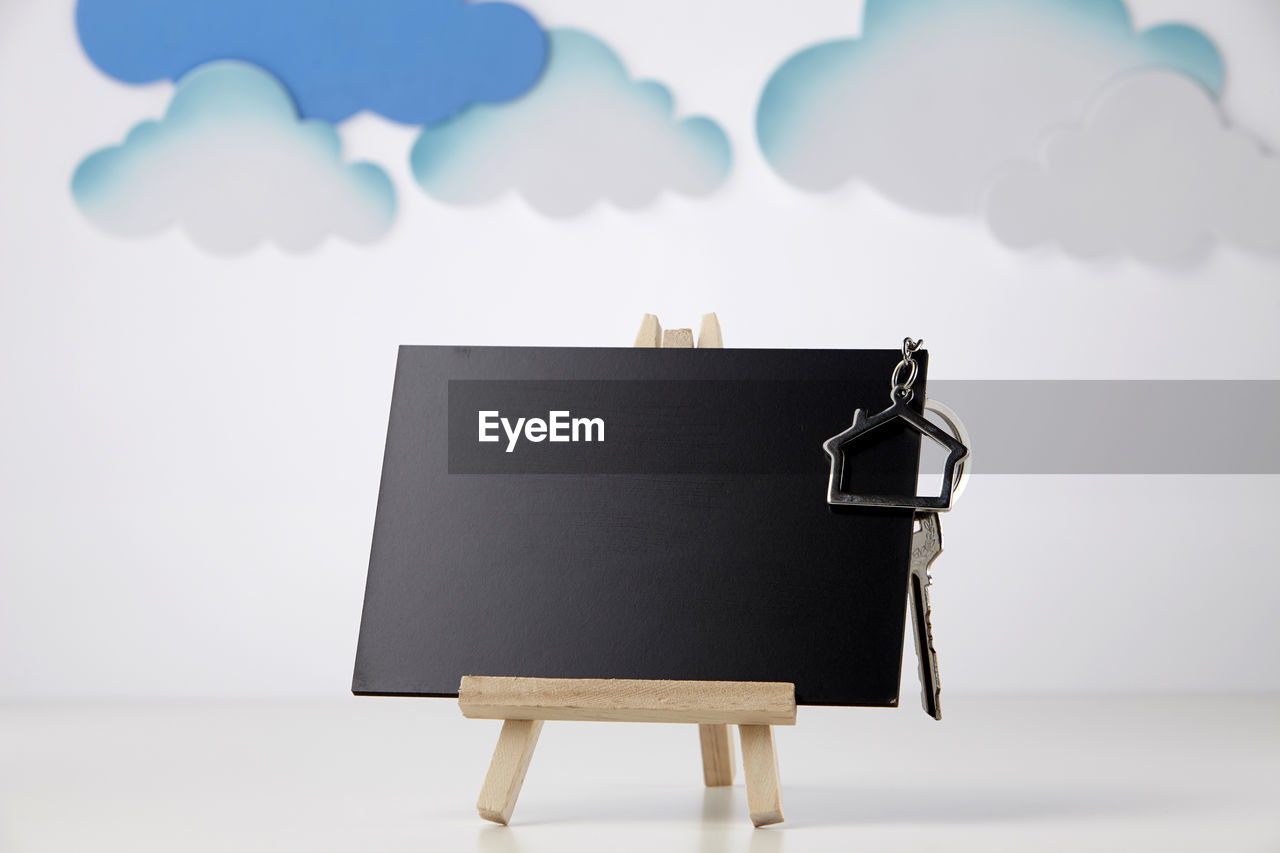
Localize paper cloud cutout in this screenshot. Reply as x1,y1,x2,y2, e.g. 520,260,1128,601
71,61,396,254
75,0,547,125
756,0,1223,215
410,29,731,217
986,71,1280,267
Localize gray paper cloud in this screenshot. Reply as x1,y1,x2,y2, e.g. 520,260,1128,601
985,71,1280,267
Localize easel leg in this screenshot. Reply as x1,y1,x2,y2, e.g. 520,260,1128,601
738,725,784,827
698,723,736,787
477,719,544,825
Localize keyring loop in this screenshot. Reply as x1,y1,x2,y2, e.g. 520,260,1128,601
890,358,918,397
923,397,971,503
890,337,924,404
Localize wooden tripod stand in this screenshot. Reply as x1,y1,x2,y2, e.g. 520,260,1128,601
460,314,796,828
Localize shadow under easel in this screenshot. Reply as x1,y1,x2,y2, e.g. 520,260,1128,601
473,788,788,853
699,788,786,853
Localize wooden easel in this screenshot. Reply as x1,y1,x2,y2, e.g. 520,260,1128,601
461,314,797,828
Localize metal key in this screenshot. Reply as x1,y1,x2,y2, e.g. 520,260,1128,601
908,511,944,720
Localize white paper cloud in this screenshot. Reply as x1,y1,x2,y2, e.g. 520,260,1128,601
72,61,396,254
985,71,1280,267
756,0,1223,215
410,29,732,217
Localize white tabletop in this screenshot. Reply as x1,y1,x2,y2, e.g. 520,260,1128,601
1,695,1276,852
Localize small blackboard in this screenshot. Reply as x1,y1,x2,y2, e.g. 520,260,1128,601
353,346,926,706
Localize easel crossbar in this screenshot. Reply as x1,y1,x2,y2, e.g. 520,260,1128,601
459,676,797,725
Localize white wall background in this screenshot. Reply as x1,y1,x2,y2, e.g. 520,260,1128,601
1,0,1277,699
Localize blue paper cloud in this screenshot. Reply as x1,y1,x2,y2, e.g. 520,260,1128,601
756,0,1224,214
75,0,547,125
72,61,396,254
410,29,732,217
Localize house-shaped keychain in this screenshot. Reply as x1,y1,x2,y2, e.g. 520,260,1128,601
821,338,970,720
822,394,969,511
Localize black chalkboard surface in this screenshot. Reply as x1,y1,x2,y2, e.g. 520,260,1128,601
353,346,927,706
